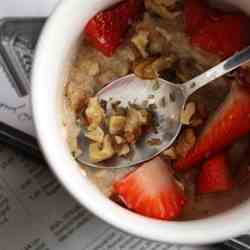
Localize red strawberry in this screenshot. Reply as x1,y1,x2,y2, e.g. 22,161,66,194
85,0,144,57
191,14,250,58
197,153,233,193
183,0,209,35
114,157,186,220
176,83,250,171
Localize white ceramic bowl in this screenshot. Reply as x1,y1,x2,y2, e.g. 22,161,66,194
32,0,250,245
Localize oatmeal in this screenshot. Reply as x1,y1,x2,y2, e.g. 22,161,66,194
63,0,250,220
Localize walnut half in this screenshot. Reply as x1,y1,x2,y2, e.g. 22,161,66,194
145,0,180,19
89,135,115,163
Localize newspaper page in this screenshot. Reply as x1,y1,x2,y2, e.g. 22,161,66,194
0,1,235,250
0,0,54,137
0,142,214,250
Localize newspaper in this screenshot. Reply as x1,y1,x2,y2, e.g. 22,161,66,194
0,143,211,250
0,1,239,249
0,74,212,249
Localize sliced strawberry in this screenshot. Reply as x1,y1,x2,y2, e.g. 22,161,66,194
176,83,250,171
197,153,233,194
191,14,250,58
114,157,186,220
183,0,209,35
85,0,144,57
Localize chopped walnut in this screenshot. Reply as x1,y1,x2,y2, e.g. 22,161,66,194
134,55,177,80
89,135,115,163
84,126,104,143
66,90,89,114
131,30,150,58
117,144,130,156
162,147,177,160
152,55,177,74
125,107,149,144
145,0,181,19
134,58,157,79
180,102,196,125
65,77,93,114
175,128,196,158
148,30,166,55
189,101,207,127
85,97,106,129
114,136,125,145
82,98,154,163
109,116,127,135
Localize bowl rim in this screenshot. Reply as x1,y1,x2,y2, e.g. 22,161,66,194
31,0,250,245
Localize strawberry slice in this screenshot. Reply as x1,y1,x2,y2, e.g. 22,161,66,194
176,83,250,171
197,153,233,194
85,0,144,57
191,14,250,58
183,0,209,35
114,157,186,220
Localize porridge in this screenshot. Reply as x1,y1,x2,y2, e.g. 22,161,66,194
63,0,250,220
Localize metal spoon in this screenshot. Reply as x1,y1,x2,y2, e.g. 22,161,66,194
77,46,250,169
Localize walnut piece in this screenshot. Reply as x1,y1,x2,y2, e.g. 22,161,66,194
134,55,177,80
180,102,196,125
114,136,125,145
109,116,127,135
89,135,115,163
84,126,104,143
125,107,149,144
163,147,177,160
134,58,157,79
131,30,150,58
145,0,180,19
175,128,196,158
117,144,130,156
85,97,105,129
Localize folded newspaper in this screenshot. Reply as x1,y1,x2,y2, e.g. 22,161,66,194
0,1,248,250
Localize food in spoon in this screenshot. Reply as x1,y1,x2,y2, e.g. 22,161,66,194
83,97,154,162
63,0,250,221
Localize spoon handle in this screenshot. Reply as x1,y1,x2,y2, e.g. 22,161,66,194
182,46,250,98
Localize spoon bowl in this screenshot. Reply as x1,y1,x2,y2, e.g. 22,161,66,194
77,75,185,169
77,46,250,168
